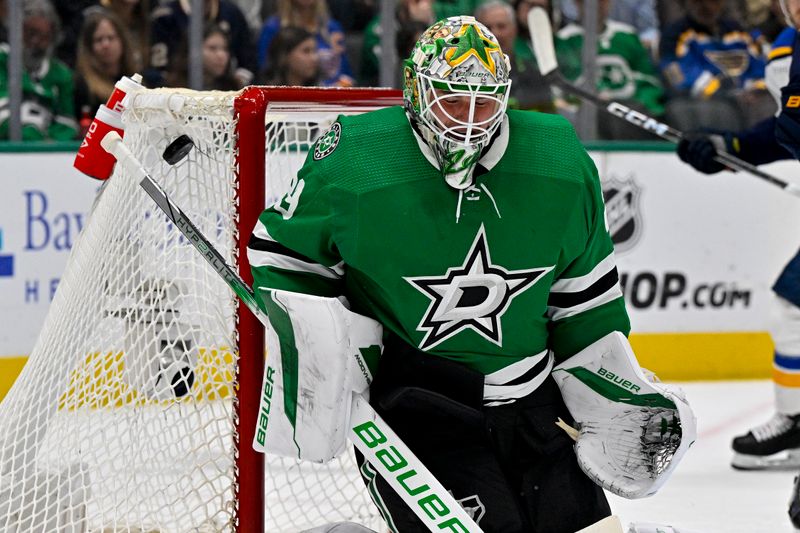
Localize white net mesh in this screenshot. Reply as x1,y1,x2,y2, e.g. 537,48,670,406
0,87,396,532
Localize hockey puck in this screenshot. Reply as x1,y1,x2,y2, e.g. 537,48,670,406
162,134,195,165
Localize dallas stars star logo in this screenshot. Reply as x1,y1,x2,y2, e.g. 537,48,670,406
444,24,500,77
405,225,553,351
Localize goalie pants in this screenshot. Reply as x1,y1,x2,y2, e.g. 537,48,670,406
357,335,610,533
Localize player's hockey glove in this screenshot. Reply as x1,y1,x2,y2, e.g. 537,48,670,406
676,130,739,174
552,332,697,499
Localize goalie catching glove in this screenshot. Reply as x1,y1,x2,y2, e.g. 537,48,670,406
552,331,696,499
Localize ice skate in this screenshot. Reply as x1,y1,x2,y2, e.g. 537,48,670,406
731,413,800,470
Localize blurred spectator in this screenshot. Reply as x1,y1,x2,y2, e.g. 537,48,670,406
167,22,245,90
0,0,7,43
257,0,354,86
746,0,792,50
476,0,555,111
148,0,255,88
74,8,138,121
396,19,432,64
53,0,99,68
99,0,152,71
611,0,660,53
659,0,772,130
230,0,264,32
0,0,77,140
561,0,659,52
261,26,320,85
328,0,376,32
555,0,664,138
658,0,686,28
360,0,435,86
431,0,479,19
513,0,559,49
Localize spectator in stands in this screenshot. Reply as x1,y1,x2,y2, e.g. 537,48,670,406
0,0,7,44
741,0,794,59
73,8,138,121
167,22,244,91
476,0,555,111
359,0,436,86
261,26,320,85
0,0,77,140
98,0,152,72
257,0,354,87
504,0,561,105
555,0,665,139
659,0,772,131
230,0,265,32
512,0,558,56
147,0,255,88
561,0,659,53
52,0,98,68
328,0,376,33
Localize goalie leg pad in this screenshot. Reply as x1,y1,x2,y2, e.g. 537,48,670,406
552,331,697,499
254,289,383,462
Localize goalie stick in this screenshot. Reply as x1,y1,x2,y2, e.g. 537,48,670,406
526,7,800,198
99,131,484,533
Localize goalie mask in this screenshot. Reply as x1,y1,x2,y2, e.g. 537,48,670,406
403,16,511,189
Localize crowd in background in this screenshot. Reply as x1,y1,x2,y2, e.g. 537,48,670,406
0,0,792,141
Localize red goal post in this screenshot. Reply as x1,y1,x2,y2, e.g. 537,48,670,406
235,86,402,532
0,86,401,533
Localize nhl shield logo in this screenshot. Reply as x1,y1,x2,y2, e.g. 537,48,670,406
602,174,642,253
454,493,486,523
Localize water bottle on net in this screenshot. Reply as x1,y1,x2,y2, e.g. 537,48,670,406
73,73,143,180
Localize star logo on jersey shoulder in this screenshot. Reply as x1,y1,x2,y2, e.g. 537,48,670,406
404,225,553,351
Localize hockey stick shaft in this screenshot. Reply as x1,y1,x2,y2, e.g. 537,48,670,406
526,7,800,198
100,131,483,533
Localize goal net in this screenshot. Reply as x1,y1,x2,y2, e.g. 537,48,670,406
0,86,401,533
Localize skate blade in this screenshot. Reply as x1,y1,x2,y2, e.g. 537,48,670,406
731,449,800,470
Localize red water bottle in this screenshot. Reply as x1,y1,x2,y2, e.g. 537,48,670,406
74,73,143,180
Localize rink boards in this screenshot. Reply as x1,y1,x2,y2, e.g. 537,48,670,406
0,145,798,399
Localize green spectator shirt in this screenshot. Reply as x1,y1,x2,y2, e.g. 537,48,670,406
0,44,77,141
556,20,665,116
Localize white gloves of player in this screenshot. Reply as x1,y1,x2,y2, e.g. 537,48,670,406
552,331,697,499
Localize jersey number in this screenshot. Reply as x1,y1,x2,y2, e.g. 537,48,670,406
275,178,305,220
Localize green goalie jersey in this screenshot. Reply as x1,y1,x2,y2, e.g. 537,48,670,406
249,106,630,376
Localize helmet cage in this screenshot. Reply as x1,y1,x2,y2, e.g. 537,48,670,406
417,73,511,147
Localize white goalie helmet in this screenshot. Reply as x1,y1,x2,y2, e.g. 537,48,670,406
403,16,512,189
